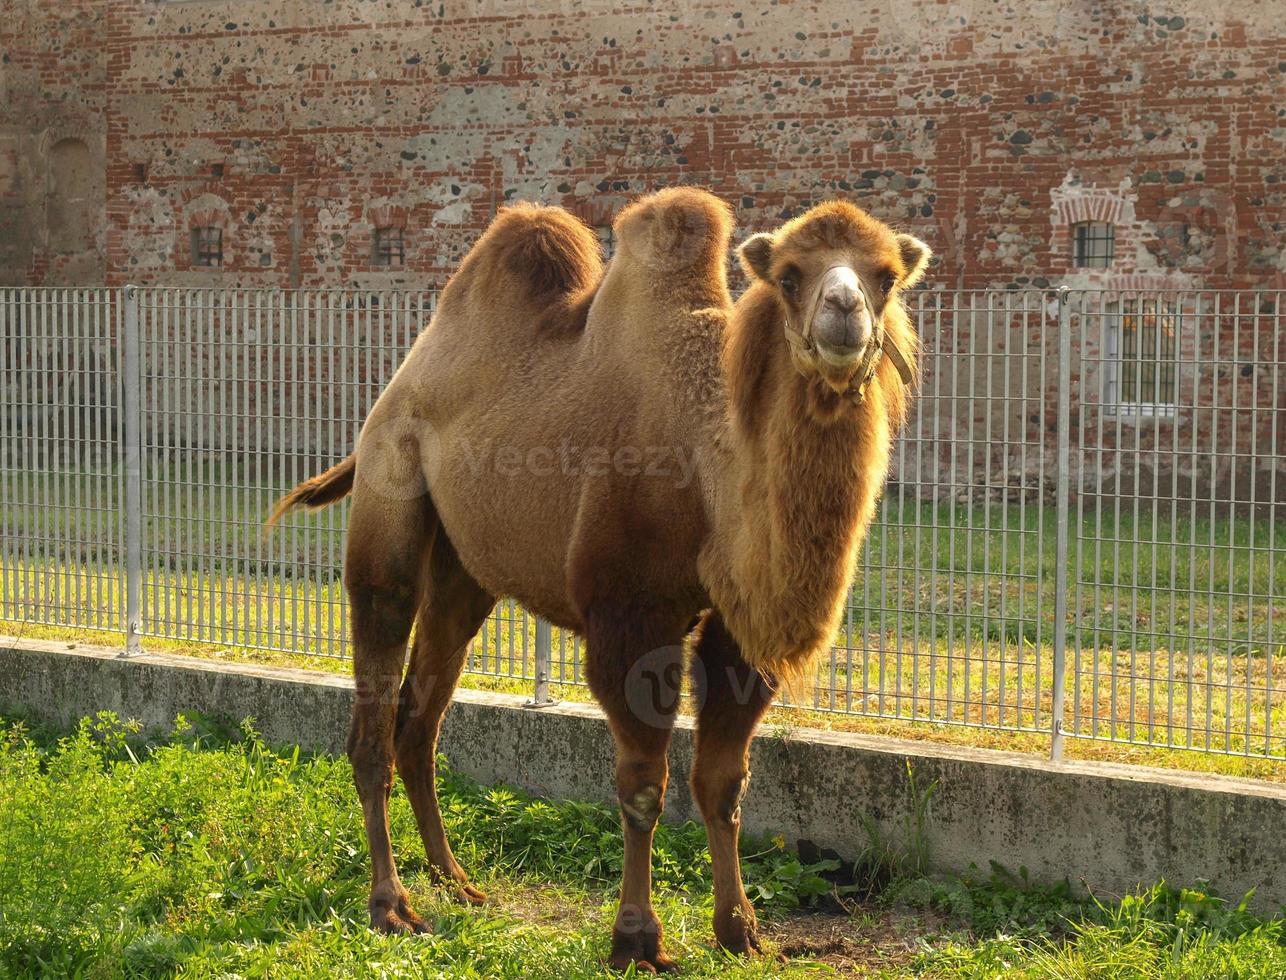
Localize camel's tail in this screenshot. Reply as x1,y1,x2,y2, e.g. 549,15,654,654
264,453,356,532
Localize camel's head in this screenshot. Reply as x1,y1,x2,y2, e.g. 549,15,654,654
737,202,930,399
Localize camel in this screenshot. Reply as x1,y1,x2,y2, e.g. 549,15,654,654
267,187,929,971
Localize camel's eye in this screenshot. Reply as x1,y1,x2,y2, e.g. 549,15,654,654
778,270,800,299
881,273,897,295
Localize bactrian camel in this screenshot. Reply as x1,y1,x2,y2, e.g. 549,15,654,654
268,188,929,971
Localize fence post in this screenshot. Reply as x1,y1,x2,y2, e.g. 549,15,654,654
1050,287,1072,760
527,615,555,707
122,285,144,656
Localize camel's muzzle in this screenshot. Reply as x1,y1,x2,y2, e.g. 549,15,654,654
782,265,913,402
811,267,872,365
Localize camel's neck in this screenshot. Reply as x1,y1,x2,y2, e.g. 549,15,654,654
699,285,894,676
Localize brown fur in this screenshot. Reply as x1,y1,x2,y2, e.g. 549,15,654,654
458,203,604,335
462,202,602,300
264,453,355,530
709,200,930,682
266,189,928,970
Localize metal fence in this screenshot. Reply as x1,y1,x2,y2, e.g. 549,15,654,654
1,286,1281,760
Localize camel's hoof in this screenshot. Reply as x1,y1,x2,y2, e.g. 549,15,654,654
429,866,488,905
371,908,431,936
370,889,431,936
608,926,679,974
714,901,763,956
606,952,680,974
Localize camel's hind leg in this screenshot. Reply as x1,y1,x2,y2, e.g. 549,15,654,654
394,529,495,905
344,482,436,935
689,612,777,955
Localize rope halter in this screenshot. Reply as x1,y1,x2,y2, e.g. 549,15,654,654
780,264,914,403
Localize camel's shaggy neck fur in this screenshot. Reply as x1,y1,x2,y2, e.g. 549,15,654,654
697,207,924,678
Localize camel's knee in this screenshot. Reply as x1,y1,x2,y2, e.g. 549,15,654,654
347,733,395,797
617,756,668,832
393,711,439,774
621,783,665,833
692,763,751,827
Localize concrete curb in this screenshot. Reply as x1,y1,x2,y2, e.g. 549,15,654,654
3,635,1285,910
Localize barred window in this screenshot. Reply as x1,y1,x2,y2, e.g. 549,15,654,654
372,226,405,268
191,227,223,268
1103,299,1178,417
1072,221,1115,268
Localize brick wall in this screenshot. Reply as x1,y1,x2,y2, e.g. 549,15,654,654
4,0,1277,290
0,0,106,285
2,1,1281,502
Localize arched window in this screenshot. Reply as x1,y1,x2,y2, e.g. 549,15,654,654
47,138,94,253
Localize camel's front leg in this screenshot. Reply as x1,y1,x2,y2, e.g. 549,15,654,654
585,608,685,973
689,612,777,954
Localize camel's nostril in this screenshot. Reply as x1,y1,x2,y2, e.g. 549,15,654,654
816,308,873,350
812,268,871,362
824,287,858,315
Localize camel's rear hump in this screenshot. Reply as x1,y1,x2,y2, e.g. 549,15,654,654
449,204,604,334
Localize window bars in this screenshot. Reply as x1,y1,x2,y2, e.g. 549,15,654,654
372,227,405,268
191,227,223,268
1072,221,1115,268
1102,297,1180,417
595,225,615,258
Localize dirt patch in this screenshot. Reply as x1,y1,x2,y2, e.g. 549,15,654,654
765,904,948,975
484,880,947,974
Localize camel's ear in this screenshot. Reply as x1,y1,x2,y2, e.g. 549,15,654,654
896,234,932,287
737,233,775,282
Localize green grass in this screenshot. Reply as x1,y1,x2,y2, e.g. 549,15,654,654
917,881,1286,979
0,712,821,978
3,712,1285,978
858,496,1282,652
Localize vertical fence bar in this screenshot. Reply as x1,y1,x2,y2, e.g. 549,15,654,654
528,614,554,706
1050,287,1072,759
122,285,143,655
